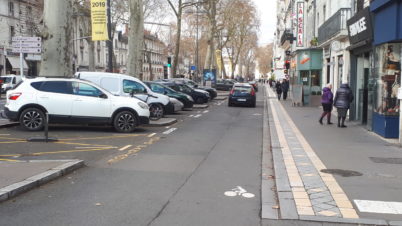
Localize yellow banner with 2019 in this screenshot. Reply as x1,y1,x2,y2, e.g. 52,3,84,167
91,0,109,41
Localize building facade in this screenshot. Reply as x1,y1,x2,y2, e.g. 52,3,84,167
0,0,43,76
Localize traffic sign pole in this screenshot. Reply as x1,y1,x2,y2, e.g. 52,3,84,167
20,39,24,78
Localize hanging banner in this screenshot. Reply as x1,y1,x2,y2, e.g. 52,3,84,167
91,0,109,41
296,2,304,47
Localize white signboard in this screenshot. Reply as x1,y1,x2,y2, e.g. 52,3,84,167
12,48,41,54
12,42,41,48
12,36,41,42
297,2,304,47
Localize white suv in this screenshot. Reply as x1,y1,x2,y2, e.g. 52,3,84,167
4,77,150,133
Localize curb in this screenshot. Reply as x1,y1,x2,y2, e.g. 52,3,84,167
0,160,84,203
0,121,19,129
193,104,209,109
261,85,392,225
144,118,178,127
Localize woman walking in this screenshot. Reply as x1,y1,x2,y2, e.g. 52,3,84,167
275,80,282,100
333,83,354,128
319,84,333,125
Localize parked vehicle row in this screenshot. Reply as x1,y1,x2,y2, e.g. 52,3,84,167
4,72,220,133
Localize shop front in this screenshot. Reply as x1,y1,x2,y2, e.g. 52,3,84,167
370,0,402,138
347,7,374,127
295,49,323,106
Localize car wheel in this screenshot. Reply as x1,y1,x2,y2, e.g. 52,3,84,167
149,103,164,121
113,111,137,133
195,97,204,104
19,108,45,131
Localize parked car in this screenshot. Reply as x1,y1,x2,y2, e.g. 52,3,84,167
216,79,235,91
249,80,258,92
228,83,256,107
169,97,184,112
75,72,176,119
145,82,194,109
157,82,209,104
169,78,217,99
4,77,150,132
0,75,22,93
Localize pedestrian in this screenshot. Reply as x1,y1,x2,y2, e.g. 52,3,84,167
333,83,354,128
319,83,333,125
281,79,289,100
275,80,282,100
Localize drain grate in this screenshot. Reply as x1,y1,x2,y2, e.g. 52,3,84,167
370,157,402,164
320,169,363,177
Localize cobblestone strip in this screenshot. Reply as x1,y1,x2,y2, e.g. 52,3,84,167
268,88,358,219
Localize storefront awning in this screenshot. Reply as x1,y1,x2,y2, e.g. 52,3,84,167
6,56,28,70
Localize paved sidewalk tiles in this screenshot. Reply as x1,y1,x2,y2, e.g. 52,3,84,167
263,86,378,224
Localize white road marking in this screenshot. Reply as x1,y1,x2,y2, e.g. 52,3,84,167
162,128,177,135
354,200,402,214
119,145,132,151
224,186,255,198
75,146,116,149
203,110,209,113
165,126,170,129
147,133,156,138
194,114,202,118
0,134,10,136
188,115,194,118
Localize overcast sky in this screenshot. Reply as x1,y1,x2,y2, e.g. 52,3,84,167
253,0,277,46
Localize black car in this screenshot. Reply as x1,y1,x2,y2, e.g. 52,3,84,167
145,82,194,109
216,79,235,91
169,78,217,99
158,82,209,104
228,83,256,107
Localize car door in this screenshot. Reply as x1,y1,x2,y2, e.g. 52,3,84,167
71,81,111,119
35,81,73,118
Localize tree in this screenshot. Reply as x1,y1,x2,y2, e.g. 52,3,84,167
256,43,273,77
127,0,144,77
40,0,74,77
166,0,199,77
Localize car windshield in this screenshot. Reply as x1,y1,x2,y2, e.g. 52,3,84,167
180,84,193,93
0,77,12,83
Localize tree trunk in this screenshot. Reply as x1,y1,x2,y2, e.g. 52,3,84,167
88,41,95,71
40,0,73,77
128,0,144,77
172,1,183,78
203,0,217,71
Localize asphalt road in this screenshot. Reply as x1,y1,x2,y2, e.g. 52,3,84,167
0,94,265,226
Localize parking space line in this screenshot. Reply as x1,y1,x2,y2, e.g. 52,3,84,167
163,128,177,135
29,147,114,156
147,133,156,138
0,158,20,162
56,141,114,147
59,134,147,141
0,141,26,144
0,134,10,136
194,114,202,118
119,145,132,151
203,110,209,113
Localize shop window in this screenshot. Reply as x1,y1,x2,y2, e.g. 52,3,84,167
374,43,401,116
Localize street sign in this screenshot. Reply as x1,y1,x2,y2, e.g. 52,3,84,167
12,42,41,48
12,48,41,54
12,36,41,42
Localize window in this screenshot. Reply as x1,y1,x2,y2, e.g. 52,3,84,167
150,83,165,94
36,81,73,94
9,26,15,42
9,1,14,16
323,5,326,21
72,82,103,97
123,80,146,94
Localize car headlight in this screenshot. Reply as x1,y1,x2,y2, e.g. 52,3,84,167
137,102,149,109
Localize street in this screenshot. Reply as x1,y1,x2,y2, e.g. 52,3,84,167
0,94,264,226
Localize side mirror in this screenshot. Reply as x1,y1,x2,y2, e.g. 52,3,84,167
99,93,108,99
194,84,198,88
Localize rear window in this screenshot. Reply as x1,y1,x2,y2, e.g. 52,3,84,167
32,81,73,94
233,86,252,93
0,77,12,83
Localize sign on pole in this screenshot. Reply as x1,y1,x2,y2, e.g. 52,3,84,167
91,0,109,41
11,36,42,78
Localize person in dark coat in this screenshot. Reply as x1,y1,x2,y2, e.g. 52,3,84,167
275,80,282,100
281,79,290,100
319,84,333,125
333,83,354,128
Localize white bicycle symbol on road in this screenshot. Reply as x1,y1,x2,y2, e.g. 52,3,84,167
224,186,255,198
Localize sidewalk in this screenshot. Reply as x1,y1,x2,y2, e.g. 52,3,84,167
0,160,84,203
263,85,402,225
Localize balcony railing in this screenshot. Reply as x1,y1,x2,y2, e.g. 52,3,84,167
318,8,352,45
